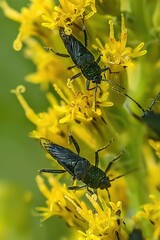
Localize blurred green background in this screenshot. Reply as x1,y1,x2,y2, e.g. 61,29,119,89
0,1,69,239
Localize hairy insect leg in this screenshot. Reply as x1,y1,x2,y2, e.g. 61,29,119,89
70,72,82,81
82,16,88,47
105,151,124,174
44,47,70,58
86,80,98,110
115,231,120,240
68,184,87,191
86,79,96,91
149,92,160,111
101,66,119,74
96,54,103,64
39,169,66,174
93,85,98,111
107,188,111,201
69,132,80,155
67,65,76,70
95,138,115,167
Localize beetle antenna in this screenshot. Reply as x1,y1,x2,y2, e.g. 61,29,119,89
101,78,125,90
112,87,145,113
109,168,138,182
148,92,160,111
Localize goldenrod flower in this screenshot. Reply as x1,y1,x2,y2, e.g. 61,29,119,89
11,85,69,146
3,0,159,238
36,174,128,239
42,0,96,34
11,85,114,150
55,80,113,123
143,145,160,194
149,139,160,158
93,14,147,71
24,38,69,90
134,194,160,240
0,0,54,50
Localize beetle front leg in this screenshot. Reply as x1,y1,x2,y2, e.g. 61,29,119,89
86,79,96,90
95,139,115,167
105,151,124,174
101,66,119,74
107,188,111,201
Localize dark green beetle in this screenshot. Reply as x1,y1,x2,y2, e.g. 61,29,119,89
39,134,127,198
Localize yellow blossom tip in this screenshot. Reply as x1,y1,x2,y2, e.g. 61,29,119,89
13,38,23,51
11,85,26,95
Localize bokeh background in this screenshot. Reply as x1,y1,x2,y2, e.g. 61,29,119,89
0,1,70,239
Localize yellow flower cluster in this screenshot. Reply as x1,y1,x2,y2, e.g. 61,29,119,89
36,175,128,239
134,194,160,240
2,0,160,239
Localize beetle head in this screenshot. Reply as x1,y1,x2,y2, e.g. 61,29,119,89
99,176,111,189
92,75,102,84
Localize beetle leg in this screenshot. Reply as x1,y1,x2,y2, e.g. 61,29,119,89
70,72,82,81
86,80,96,90
105,151,124,174
115,231,120,240
39,169,66,174
95,139,115,167
44,47,70,58
96,54,103,63
67,65,76,70
149,92,160,111
82,17,88,47
101,66,119,74
69,132,80,155
86,187,95,195
107,188,111,201
67,185,87,191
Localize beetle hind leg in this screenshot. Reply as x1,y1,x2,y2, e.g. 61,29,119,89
69,133,80,155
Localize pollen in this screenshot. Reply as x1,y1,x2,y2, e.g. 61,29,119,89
42,0,96,34
93,14,147,71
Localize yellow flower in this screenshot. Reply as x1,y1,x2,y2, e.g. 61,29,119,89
0,0,54,50
36,174,128,239
11,85,114,150
93,14,147,71
149,139,160,158
24,38,69,90
143,145,160,194
54,80,113,123
134,194,160,240
36,175,87,229
77,194,128,240
42,0,96,34
11,85,70,146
